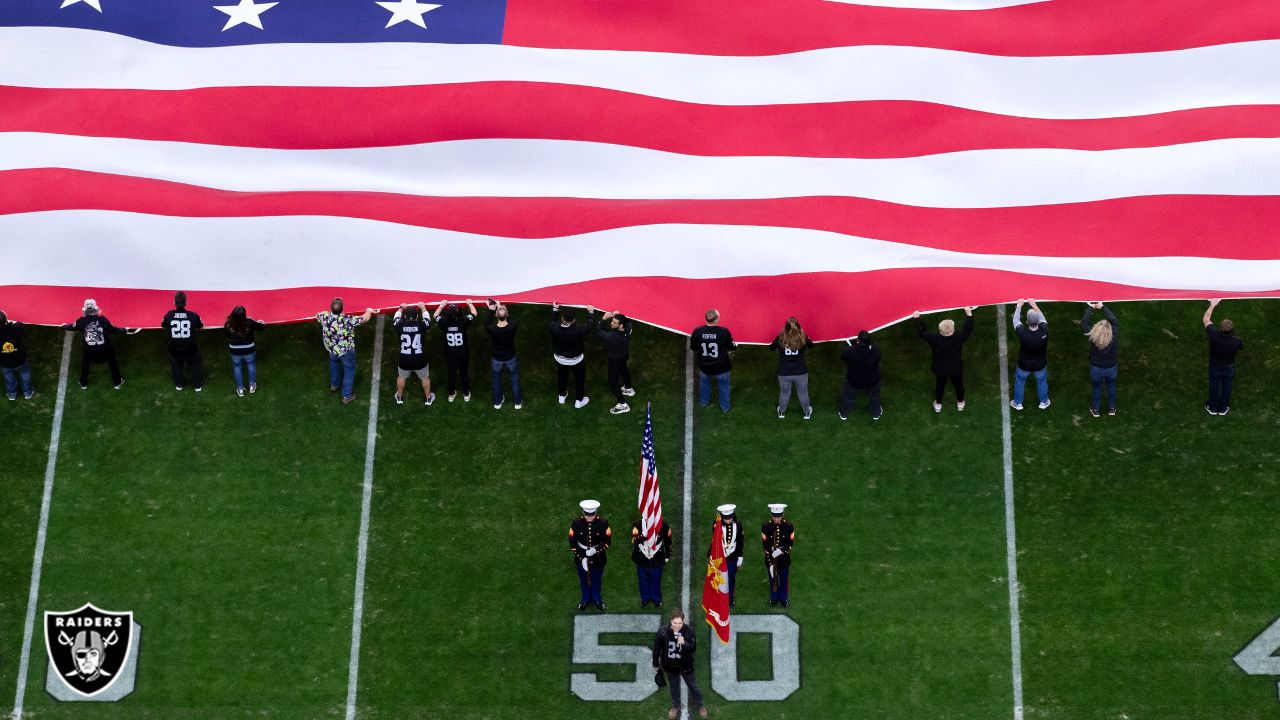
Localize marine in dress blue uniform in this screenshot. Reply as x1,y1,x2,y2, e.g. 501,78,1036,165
711,504,745,607
762,503,795,607
569,499,611,611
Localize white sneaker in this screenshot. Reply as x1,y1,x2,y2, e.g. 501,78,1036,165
932,401,942,413
448,392,457,403
249,384,257,394
621,387,636,397
113,379,125,390
195,386,203,393
237,387,245,397
574,396,590,409
957,401,966,412
176,385,184,391
1009,400,1023,411
394,393,404,405
558,394,567,405
1038,398,1051,410
463,393,472,402
513,402,523,410
494,399,504,409
872,410,883,421
610,403,630,415
777,408,785,419
803,409,812,420
425,393,436,406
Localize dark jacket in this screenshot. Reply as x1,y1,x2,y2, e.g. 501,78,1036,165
549,309,597,360
224,318,266,356
631,519,673,568
598,321,633,361
1081,307,1118,368
915,315,973,376
1013,312,1049,372
653,624,697,674
0,321,28,369
840,341,881,389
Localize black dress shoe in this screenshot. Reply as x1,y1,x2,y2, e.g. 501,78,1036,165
729,598,736,607
595,601,607,612
640,600,649,608
783,600,790,608
577,602,588,611
769,600,777,607
655,601,663,608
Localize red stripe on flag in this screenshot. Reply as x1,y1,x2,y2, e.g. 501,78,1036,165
5,86,1278,156
4,170,1278,261
504,0,1280,56
4,270,1275,341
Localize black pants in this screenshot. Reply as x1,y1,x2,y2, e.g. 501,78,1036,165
607,358,632,403
556,362,586,401
666,669,704,711
170,349,204,389
80,345,122,387
838,379,881,417
445,352,470,395
1207,362,1234,413
934,372,965,403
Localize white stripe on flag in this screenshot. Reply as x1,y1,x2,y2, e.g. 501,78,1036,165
5,135,1280,207
4,212,1280,292
2,28,1279,118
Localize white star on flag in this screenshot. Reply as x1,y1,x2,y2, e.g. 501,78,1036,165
60,0,103,11
214,0,279,31
375,0,442,29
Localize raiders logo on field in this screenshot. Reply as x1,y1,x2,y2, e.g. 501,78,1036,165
44,603,141,700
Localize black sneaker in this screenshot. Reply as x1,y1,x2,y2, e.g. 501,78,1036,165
1089,407,1100,418
1205,404,1217,416
1220,406,1230,416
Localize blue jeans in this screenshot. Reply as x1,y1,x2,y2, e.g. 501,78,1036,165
2,362,33,398
1207,363,1234,413
1013,366,1048,406
490,357,523,405
329,349,357,399
230,352,257,391
698,370,731,411
1090,364,1117,410
636,564,664,605
576,562,604,604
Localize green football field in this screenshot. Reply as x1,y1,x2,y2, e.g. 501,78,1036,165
2,300,1277,719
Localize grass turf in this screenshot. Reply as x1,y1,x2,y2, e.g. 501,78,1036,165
0,300,1274,719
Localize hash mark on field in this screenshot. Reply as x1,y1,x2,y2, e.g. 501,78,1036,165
12,333,72,720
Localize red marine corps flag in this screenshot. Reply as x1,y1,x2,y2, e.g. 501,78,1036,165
702,515,731,644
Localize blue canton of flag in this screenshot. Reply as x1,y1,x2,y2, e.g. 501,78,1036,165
0,0,507,46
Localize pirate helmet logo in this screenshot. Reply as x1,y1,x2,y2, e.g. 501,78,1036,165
44,603,135,698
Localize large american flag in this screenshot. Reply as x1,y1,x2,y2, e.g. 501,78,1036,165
636,403,663,560
2,0,1279,342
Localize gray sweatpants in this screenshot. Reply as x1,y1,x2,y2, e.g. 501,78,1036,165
778,373,811,414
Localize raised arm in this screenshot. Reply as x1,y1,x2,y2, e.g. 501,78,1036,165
1203,299,1219,327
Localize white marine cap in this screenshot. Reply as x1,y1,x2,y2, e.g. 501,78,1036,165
717,503,736,516
768,503,788,515
580,499,601,514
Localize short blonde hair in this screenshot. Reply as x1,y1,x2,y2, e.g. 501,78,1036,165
938,319,955,336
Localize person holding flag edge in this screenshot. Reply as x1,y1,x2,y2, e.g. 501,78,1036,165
632,403,672,607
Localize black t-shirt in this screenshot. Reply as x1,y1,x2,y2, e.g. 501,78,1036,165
438,314,473,356
68,315,123,350
768,336,813,376
0,321,27,369
841,342,881,388
1206,325,1243,365
690,325,736,375
653,625,697,674
162,309,204,353
486,316,518,361
1015,323,1049,372
395,314,431,370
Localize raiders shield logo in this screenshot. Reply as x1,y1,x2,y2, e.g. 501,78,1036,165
44,603,135,698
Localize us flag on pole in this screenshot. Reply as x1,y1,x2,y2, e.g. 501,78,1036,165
636,403,663,560
3,0,1280,341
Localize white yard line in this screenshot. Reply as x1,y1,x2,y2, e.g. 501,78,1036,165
680,346,694,720
996,304,1026,720
11,333,72,720
345,315,385,720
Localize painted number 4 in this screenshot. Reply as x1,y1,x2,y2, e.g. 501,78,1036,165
1234,616,1280,700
